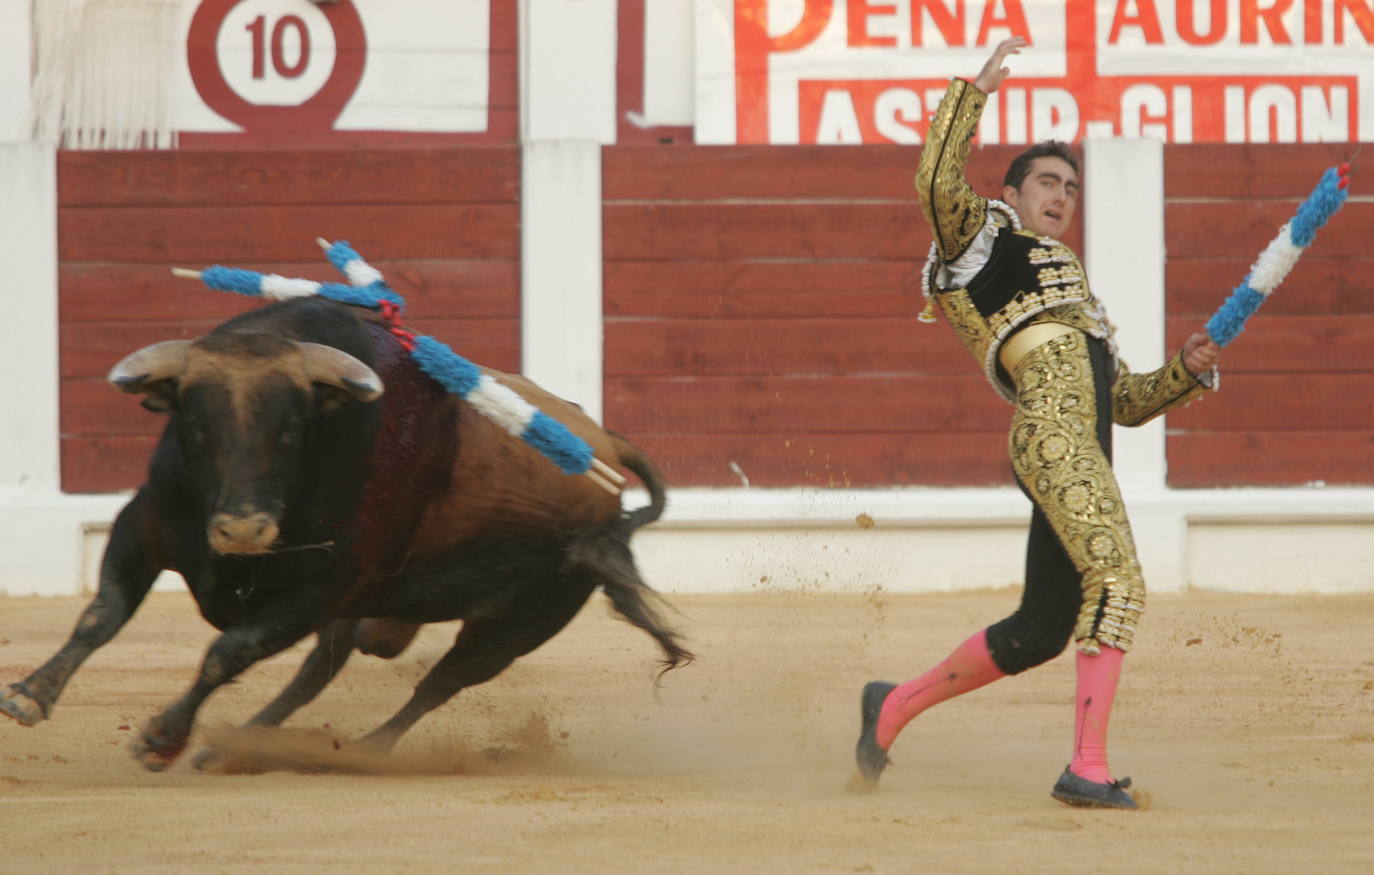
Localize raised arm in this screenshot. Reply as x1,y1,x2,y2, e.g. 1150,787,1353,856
915,37,1026,262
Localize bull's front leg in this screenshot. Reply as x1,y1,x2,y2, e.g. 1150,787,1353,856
131,598,324,771
1,493,162,727
190,618,358,771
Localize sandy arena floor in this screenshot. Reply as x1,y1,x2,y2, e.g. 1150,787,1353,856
1,586,1371,873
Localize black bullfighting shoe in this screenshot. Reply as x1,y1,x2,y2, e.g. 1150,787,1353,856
847,680,897,793
1050,766,1138,809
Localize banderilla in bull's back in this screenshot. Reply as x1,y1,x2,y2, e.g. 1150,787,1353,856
0,243,692,771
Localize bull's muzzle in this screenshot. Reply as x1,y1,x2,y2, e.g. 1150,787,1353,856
207,512,280,555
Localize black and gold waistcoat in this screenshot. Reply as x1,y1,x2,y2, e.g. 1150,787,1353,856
915,78,1212,423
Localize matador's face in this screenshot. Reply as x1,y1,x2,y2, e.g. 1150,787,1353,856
1003,156,1080,240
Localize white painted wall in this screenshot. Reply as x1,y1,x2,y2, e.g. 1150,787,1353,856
693,0,736,144
520,140,605,420
0,0,29,142
642,0,695,127
0,144,59,496
520,0,617,142
517,0,616,420
1084,138,1168,495
1082,137,1184,591
0,134,128,596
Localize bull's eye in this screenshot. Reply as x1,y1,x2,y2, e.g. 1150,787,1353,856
279,418,303,448
181,414,207,444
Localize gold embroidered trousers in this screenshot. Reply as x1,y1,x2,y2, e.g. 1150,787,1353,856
1007,331,1145,654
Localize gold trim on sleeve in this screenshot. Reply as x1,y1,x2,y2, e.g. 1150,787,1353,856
1112,350,1212,427
916,79,989,263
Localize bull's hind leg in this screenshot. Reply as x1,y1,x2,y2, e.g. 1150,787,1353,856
357,578,598,754
1,493,162,727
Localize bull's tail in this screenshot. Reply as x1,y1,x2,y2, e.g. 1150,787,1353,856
569,434,691,676
610,431,667,531
599,563,694,677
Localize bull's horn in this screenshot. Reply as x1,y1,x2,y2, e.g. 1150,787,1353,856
107,340,191,392
299,342,384,402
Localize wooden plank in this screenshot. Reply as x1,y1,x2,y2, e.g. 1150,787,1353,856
604,375,1011,434
60,261,520,322
1165,201,1371,258
176,112,521,151
1166,258,1372,317
604,318,977,378
63,323,214,381
1164,144,1356,199
1165,315,1374,373
401,318,521,373
58,149,520,207
1167,432,1374,487
61,318,519,381
62,380,164,437
59,204,519,263
490,0,518,52
488,51,518,107
603,203,926,260
602,144,1036,201
1165,374,1374,431
604,199,1080,263
604,260,924,318
61,286,259,329
61,436,156,494
618,432,1015,488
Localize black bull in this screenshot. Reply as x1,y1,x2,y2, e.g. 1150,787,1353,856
0,297,691,770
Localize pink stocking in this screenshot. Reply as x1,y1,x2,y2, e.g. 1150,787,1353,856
1070,645,1125,783
875,629,1006,749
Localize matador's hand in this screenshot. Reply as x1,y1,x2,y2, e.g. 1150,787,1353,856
1182,331,1222,377
973,36,1027,95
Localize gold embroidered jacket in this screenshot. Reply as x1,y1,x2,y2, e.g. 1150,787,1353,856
915,77,1214,424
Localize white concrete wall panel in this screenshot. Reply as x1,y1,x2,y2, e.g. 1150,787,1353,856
643,0,695,126
0,144,60,495
0,0,30,141
1083,137,1167,495
521,140,605,421
522,0,617,142
1189,522,1374,594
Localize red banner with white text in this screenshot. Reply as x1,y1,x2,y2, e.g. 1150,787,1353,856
694,0,1373,144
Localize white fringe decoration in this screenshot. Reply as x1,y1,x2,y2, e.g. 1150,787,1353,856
468,375,539,437
343,260,385,287
259,275,326,300
1245,223,1304,296
32,0,182,149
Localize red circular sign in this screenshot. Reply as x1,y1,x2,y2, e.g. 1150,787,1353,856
187,0,367,137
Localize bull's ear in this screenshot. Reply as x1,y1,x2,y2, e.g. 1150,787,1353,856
107,340,191,413
299,342,384,403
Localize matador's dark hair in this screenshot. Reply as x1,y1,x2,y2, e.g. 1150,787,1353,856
1003,141,1080,190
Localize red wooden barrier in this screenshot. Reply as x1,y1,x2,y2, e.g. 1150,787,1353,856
58,148,522,493
1164,144,1373,486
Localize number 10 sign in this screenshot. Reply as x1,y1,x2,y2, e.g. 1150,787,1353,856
184,0,492,141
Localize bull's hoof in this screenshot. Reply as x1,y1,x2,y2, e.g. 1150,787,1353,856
190,746,222,772
0,685,45,727
355,729,399,755
129,729,186,772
